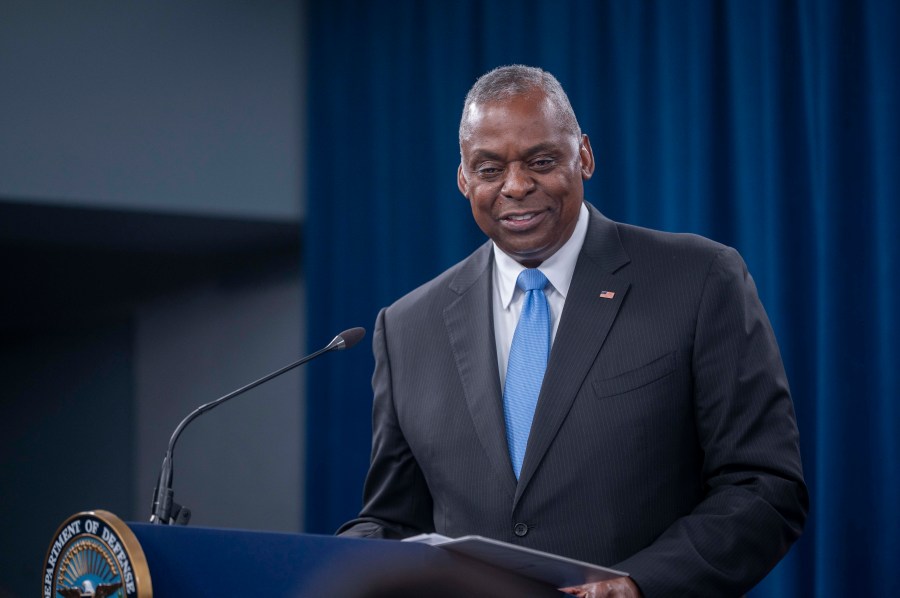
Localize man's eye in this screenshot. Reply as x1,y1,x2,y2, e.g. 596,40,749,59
531,158,554,169
477,167,502,177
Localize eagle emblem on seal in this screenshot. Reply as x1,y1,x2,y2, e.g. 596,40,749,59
57,580,123,598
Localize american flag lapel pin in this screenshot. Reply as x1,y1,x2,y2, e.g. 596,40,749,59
599,290,616,299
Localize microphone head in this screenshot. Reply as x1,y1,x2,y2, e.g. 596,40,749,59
335,327,366,350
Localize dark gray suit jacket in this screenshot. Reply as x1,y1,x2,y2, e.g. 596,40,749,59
340,203,807,597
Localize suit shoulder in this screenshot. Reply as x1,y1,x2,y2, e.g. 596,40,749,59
385,243,489,320
615,221,727,253
613,221,737,270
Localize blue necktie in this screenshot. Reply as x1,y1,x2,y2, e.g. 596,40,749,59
503,268,550,479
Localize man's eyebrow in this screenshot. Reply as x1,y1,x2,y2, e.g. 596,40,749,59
466,143,562,163
467,149,504,162
522,142,560,156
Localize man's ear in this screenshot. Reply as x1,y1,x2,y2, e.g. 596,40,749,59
457,163,469,196
580,134,596,180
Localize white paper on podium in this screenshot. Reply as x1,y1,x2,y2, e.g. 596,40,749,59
403,533,628,588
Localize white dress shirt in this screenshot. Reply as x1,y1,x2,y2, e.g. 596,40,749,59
492,202,589,392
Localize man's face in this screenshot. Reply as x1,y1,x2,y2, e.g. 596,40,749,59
457,91,594,267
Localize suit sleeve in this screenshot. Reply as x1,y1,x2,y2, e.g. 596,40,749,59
336,307,435,539
616,247,808,597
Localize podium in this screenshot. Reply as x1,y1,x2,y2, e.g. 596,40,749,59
127,523,565,596
43,511,565,596
128,523,437,595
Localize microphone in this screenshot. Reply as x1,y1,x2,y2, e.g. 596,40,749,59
149,327,366,525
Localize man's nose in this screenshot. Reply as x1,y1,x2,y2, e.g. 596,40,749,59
501,162,535,199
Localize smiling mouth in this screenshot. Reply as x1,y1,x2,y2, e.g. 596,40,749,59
500,210,547,230
502,210,544,222
507,213,536,221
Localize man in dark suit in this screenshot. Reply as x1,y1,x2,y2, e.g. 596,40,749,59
339,65,807,597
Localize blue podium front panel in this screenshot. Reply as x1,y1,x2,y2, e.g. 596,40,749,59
128,524,437,596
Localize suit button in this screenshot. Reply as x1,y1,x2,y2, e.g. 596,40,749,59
514,523,528,537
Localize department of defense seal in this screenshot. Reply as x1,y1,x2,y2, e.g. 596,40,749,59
42,510,152,598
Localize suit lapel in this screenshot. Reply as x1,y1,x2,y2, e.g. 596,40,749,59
443,242,518,497
515,205,632,505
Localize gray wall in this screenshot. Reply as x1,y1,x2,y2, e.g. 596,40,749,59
0,0,303,220
0,2,306,596
0,320,135,596
135,269,304,531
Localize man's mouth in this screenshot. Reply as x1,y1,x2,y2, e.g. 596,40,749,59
506,213,536,221
500,210,547,230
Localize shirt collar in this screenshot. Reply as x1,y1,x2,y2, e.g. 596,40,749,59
493,201,589,309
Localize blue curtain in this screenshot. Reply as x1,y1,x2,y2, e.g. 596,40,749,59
304,1,899,594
